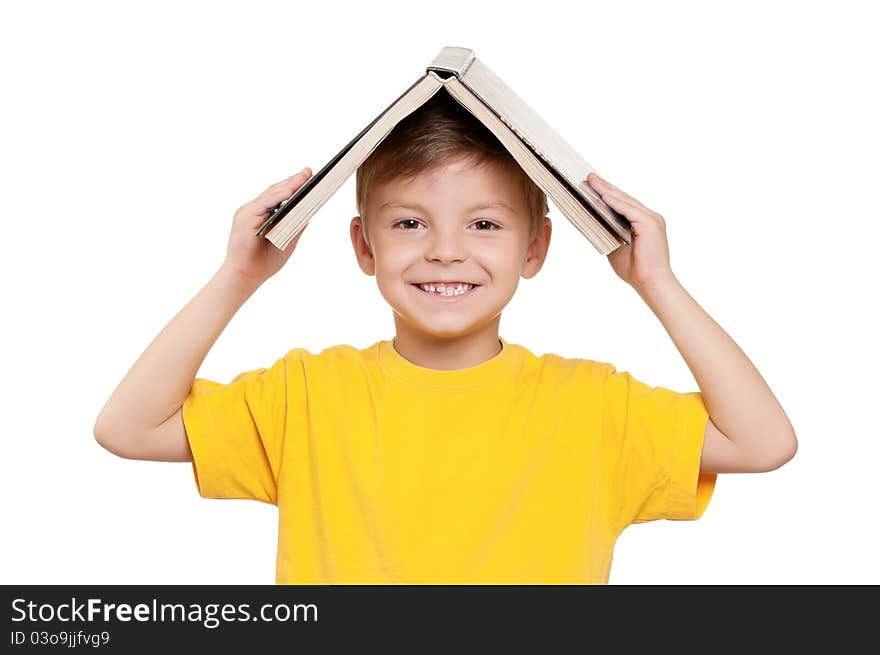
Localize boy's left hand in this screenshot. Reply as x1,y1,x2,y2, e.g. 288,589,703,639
586,172,675,292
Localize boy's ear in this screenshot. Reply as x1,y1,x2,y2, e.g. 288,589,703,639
350,216,376,276
521,217,552,280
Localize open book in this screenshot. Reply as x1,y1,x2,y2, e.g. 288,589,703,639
256,46,633,255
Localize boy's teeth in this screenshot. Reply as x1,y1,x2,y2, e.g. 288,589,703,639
417,283,474,296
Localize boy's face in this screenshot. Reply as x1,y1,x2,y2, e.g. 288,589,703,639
350,156,552,345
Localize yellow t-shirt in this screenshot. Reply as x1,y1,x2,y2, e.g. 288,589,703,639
182,337,716,584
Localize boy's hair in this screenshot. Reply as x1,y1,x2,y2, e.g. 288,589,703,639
356,91,548,247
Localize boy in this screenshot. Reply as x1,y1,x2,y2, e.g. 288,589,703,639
94,92,797,584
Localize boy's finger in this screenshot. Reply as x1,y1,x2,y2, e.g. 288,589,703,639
251,168,313,216
265,167,312,194
284,166,312,183
238,176,307,221
590,175,646,209
589,173,627,197
599,190,634,211
587,172,607,187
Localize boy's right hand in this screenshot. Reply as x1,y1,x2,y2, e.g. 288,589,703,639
221,167,313,287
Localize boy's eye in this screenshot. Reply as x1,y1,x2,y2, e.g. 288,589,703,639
393,218,423,230
472,219,500,231
392,219,501,231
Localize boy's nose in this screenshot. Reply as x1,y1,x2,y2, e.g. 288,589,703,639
426,228,467,262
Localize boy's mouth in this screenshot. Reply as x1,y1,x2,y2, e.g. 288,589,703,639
410,282,481,300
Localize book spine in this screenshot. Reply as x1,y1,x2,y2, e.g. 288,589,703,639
426,46,476,77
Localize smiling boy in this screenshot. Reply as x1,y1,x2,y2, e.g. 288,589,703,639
94,91,797,584
350,132,550,370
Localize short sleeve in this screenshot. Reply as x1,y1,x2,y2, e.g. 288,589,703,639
182,352,301,505
601,364,717,531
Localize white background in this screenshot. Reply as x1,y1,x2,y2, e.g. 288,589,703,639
2,0,877,585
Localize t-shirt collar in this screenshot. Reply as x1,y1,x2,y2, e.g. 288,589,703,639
377,336,518,391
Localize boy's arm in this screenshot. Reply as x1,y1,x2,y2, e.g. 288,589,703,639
586,173,798,474
635,275,798,473
94,168,313,462
93,266,260,461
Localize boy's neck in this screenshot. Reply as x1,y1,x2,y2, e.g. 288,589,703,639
391,320,503,371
